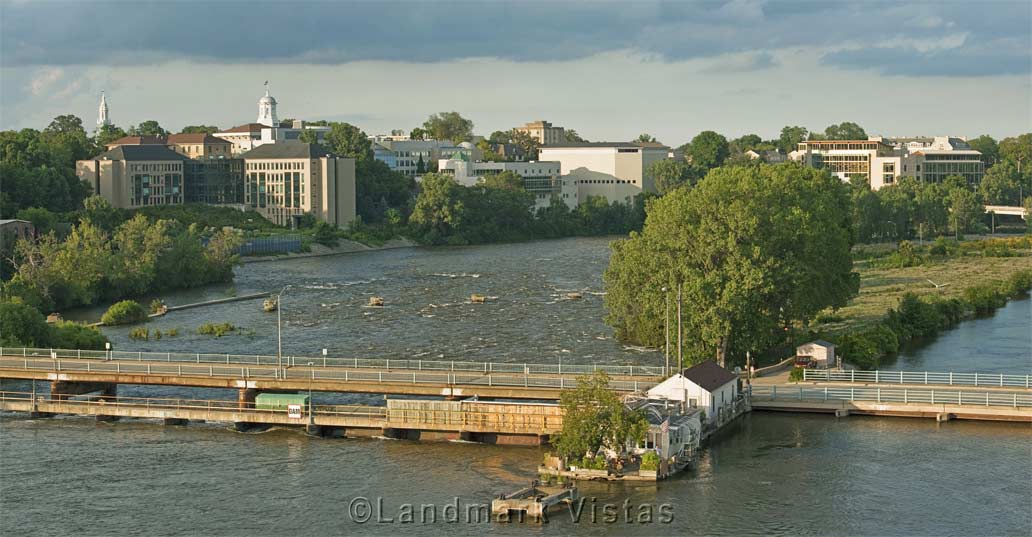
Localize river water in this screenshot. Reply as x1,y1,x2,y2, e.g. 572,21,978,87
3,237,1031,536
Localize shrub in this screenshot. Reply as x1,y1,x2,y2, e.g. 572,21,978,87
814,311,844,324
101,300,148,326
48,321,108,350
154,329,162,340
0,300,50,347
788,366,804,382
198,322,236,337
168,328,179,337
1004,269,1032,298
312,221,339,247
640,452,660,472
963,282,1008,315
129,327,149,340
150,299,165,314
578,455,607,471
836,333,882,370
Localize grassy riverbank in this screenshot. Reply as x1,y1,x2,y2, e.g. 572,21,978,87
796,237,1032,369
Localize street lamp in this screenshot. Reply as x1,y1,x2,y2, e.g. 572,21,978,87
105,342,111,361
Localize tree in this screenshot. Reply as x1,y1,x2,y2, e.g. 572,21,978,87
999,133,1032,173
563,129,587,143
604,163,858,367
94,124,127,148
107,214,172,298
15,207,60,235
0,299,51,346
180,125,220,134
635,133,657,144
947,181,982,235
80,195,124,232
481,170,524,191
554,372,648,462
685,131,729,169
297,128,319,144
408,127,428,141
509,129,539,160
408,173,466,244
488,131,511,144
778,126,808,154
323,122,372,162
968,135,999,167
355,159,415,223
979,161,1023,205
127,120,167,137
646,159,701,194
823,122,867,141
422,112,473,142
729,133,762,154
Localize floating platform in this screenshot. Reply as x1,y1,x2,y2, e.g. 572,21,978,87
492,481,578,523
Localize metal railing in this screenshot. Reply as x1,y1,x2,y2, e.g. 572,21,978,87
0,356,655,392
0,346,664,378
750,385,1032,408
803,368,1032,388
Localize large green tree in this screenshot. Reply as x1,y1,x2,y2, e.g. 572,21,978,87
604,163,858,367
422,112,474,142
323,122,373,162
968,135,999,167
646,159,702,194
179,125,220,134
778,126,808,154
685,131,729,169
979,161,1024,205
127,120,167,137
823,122,867,140
554,372,648,461
999,133,1032,172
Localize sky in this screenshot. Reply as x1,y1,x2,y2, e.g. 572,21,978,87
1,0,1030,145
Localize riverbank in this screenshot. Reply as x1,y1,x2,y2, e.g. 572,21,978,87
241,236,417,264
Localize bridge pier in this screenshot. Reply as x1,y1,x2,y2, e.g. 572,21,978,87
305,423,324,437
238,388,257,409
163,418,189,426
835,409,850,418
936,412,952,423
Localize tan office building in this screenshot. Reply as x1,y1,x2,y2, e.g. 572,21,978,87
241,142,356,228
167,133,233,159
515,120,565,145
77,145,188,208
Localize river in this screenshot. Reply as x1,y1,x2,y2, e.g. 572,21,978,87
2,237,1030,536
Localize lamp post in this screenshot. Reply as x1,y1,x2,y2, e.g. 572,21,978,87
676,282,683,371
105,342,111,361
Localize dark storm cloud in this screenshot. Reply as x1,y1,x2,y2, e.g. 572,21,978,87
1,1,1028,77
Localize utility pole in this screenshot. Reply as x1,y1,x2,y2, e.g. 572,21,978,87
662,287,670,376
676,282,683,371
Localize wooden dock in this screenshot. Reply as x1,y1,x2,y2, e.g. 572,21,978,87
492,481,578,523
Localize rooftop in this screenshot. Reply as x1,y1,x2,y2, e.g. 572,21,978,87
95,145,189,161
240,142,334,159
167,133,233,145
681,361,738,392
218,123,267,134
106,135,166,147
539,141,669,150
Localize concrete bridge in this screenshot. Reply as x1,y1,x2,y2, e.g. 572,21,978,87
0,347,663,401
0,390,562,444
984,204,1028,220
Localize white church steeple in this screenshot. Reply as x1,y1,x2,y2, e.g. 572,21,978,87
257,81,278,127
97,91,110,128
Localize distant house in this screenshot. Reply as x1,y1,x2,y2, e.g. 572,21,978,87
646,361,740,425
796,340,837,369
0,219,36,242
744,149,786,163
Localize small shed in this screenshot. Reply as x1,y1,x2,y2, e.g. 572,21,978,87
796,340,836,368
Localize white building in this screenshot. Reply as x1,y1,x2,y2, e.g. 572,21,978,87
646,361,740,426
538,142,669,206
437,156,567,208
792,136,984,190
796,340,837,369
374,139,477,177
257,83,279,127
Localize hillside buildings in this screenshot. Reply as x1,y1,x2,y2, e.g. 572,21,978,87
515,120,565,145
373,139,477,177
241,142,356,228
538,142,670,206
437,156,567,208
791,136,984,190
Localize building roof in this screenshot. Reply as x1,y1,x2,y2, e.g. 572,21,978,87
167,133,232,145
240,142,334,159
106,135,166,147
95,145,189,161
219,123,266,134
800,339,836,349
681,361,738,392
539,141,670,150
0,219,31,226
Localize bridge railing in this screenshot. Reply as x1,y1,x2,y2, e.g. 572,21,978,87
802,368,1032,388
1,356,656,392
0,346,665,378
750,385,1032,408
